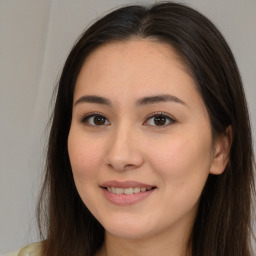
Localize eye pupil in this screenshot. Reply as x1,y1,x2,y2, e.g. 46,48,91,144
154,115,166,126
94,115,105,125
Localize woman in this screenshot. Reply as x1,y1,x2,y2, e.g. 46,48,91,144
7,1,255,256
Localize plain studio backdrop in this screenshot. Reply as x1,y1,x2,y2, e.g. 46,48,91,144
0,0,255,253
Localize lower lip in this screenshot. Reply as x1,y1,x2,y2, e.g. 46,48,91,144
101,187,155,205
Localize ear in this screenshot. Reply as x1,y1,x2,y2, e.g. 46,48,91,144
210,125,233,175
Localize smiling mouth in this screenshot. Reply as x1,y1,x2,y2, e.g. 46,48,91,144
100,181,156,205
103,187,155,195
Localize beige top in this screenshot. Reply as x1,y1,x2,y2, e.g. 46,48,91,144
5,243,41,256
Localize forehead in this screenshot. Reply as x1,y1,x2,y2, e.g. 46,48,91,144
80,39,189,78
74,39,195,98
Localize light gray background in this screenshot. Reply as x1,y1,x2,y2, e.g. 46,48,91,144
0,0,255,253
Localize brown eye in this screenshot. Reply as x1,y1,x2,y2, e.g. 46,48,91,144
93,115,106,125
154,115,168,126
144,113,175,127
81,113,110,126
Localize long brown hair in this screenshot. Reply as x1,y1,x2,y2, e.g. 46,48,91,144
37,2,255,255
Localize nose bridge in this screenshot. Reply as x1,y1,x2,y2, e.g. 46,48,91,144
106,121,143,171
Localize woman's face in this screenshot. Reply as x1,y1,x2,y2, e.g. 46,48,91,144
68,39,222,241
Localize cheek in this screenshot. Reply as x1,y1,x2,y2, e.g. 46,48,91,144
147,130,212,200
149,135,211,172
67,129,104,181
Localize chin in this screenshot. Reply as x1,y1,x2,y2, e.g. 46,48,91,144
106,227,153,240
101,216,157,240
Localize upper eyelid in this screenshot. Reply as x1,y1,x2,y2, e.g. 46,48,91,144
80,111,107,119
79,112,107,124
145,111,176,121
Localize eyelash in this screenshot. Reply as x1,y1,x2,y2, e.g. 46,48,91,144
80,112,110,127
79,111,176,128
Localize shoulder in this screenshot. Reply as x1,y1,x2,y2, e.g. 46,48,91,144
4,243,41,256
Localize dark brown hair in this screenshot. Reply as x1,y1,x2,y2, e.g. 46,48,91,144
37,2,255,256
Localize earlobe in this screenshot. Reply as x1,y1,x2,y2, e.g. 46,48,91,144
210,125,233,175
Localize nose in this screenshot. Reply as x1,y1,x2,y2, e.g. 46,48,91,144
105,124,144,171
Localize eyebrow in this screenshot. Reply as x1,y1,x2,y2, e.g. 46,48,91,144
75,95,111,106
74,94,186,107
135,94,186,106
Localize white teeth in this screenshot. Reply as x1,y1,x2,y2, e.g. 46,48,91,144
115,188,123,194
106,187,151,194
124,188,133,195
133,187,140,194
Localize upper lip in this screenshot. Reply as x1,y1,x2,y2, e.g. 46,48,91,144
100,180,156,189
